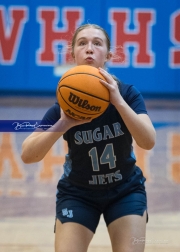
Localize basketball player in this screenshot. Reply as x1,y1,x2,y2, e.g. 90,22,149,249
21,24,156,252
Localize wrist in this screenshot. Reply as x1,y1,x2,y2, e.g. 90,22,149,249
113,97,126,110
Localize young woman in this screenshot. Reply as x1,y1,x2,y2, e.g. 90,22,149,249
21,24,156,252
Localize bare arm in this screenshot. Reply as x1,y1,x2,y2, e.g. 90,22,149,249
99,68,156,150
21,111,92,164
112,99,156,150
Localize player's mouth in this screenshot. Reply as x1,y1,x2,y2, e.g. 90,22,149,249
85,57,94,63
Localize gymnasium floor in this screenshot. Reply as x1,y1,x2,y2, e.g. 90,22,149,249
0,96,180,252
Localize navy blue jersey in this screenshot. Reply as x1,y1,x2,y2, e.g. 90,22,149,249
41,81,147,189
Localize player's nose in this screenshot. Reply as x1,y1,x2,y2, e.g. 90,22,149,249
86,42,93,54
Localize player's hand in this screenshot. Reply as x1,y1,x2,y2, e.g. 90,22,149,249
60,109,92,127
99,67,122,107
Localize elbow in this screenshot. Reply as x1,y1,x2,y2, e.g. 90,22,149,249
21,151,42,164
143,131,156,150
144,140,155,150
21,142,33,164
138,140,155,150
137,130,156,150
21,141,43,164
21,152,33,164
149,129,156,149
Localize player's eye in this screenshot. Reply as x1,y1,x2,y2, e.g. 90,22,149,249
94,41,101,46
79,41,86,46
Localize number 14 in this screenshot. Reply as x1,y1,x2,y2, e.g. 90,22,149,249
88,143,117,171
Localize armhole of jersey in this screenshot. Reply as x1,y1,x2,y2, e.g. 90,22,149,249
112,74,122,94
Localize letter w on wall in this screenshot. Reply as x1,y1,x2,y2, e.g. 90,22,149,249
0,6,28,65
36,7,83,66
109,8,156,68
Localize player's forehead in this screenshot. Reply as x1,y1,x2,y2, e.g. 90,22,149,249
75,27,107,42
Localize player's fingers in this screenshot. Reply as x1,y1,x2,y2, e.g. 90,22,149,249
99,67,113,82
99,79,110,88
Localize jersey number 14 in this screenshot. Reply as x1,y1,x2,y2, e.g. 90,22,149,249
88,143,117,171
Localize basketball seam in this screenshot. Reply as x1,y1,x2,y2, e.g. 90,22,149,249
59,73,105,83
58,85,109,102
58,88,106,116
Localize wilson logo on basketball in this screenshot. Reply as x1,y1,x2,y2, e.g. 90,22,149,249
68,92,101,111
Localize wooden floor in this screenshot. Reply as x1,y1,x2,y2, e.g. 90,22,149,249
0,213,180,252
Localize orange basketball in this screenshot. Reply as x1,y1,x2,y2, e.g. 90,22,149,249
56,65,110,120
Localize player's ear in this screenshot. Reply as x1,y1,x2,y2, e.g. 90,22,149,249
106,52,112,61
71,52,75,59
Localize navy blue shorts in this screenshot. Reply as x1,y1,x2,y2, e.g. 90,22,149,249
56,166,147,233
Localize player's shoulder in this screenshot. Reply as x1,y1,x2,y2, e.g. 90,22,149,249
43,101,60,120
112,75,141,100
53,100,60,110
48,100,60,113
121,83,140,99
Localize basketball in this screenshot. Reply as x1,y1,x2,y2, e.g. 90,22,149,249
56,65,110,120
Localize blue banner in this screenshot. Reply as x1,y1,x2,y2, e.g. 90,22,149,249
0,0,180,95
